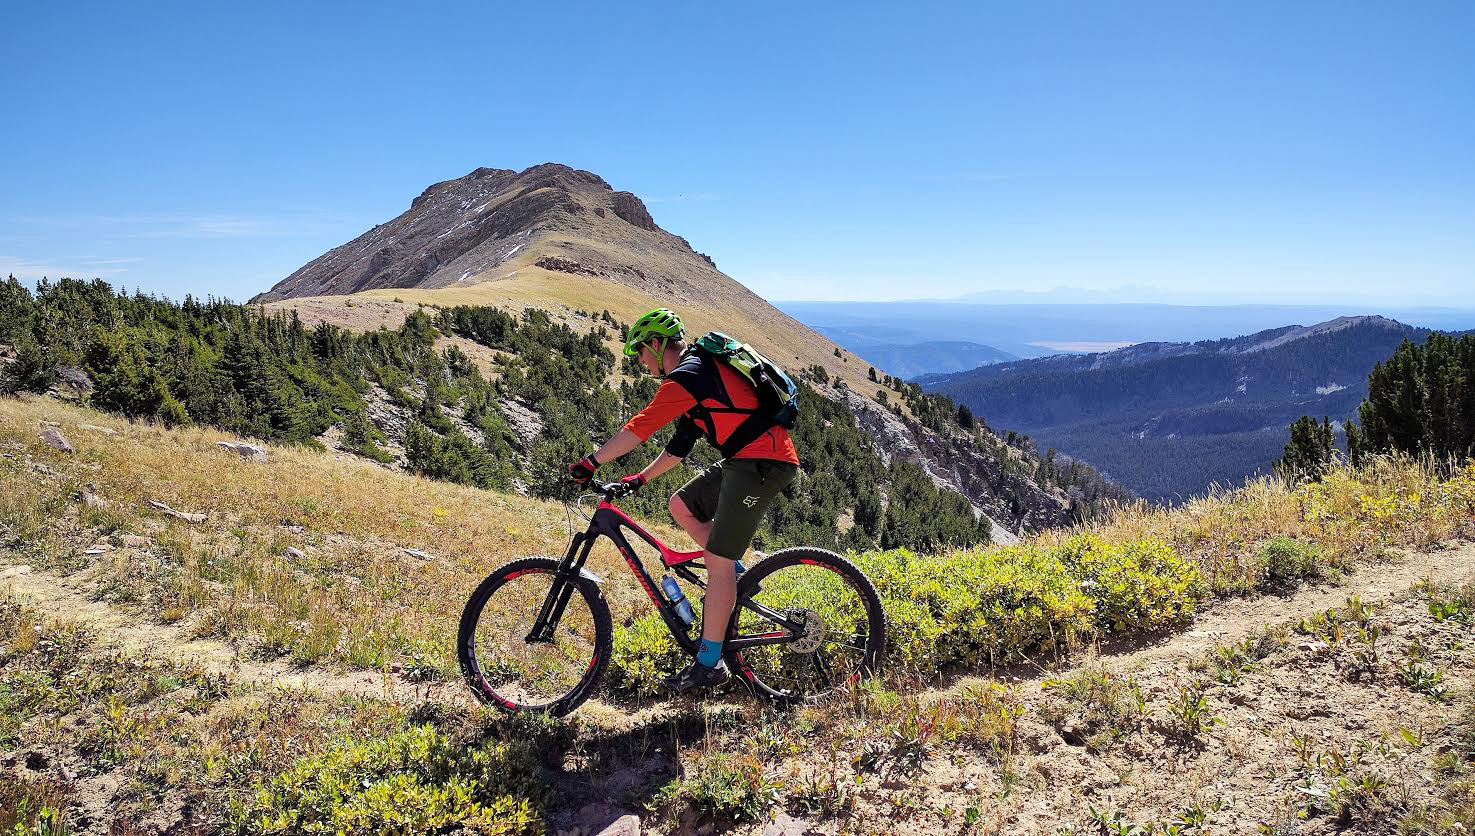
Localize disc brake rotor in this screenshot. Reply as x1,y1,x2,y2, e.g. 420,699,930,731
785,608,826,654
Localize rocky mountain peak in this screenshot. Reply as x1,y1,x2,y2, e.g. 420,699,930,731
249,163,711,303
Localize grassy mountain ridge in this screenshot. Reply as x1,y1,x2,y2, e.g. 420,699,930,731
0,276,996,554
923,316,1429,503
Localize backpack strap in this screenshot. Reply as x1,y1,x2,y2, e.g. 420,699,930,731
717,412,778,458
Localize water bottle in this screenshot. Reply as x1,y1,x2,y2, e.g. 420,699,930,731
735,560,747,576
661,575,695,626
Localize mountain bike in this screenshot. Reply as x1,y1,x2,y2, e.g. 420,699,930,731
457,479,887,716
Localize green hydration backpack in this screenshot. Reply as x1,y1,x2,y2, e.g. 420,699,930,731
691,331,800,458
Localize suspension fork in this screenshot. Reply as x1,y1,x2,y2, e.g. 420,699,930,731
526,530,596,642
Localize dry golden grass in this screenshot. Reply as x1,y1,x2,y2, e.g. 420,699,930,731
6,391,1475,834
0,396,681,673
1038,455,1475,594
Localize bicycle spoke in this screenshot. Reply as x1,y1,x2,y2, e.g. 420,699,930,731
811,648,832,684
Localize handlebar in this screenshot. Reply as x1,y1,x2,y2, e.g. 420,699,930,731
591,479,640,499
570,479,638,522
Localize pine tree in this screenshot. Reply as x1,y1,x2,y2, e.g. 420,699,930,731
957,403,975,430
0,334,57,394
0,275,36,343
1277,415,1335,483
1344,419,1364,467
1355,333,1474,466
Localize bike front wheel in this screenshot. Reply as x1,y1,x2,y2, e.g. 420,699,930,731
457,557,612,716
726,547,886,706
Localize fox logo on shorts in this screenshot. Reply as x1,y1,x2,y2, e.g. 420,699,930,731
743,495,759,508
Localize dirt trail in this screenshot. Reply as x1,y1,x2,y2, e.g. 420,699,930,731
4,541,1472,724
1106,541,1474,668
0,563,471,707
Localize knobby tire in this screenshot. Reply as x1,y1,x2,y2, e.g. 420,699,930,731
457,556,613,717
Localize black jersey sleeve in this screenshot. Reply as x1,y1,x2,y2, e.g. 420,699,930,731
664,414,703,458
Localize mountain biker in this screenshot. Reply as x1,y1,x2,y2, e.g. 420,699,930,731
567,308,800,692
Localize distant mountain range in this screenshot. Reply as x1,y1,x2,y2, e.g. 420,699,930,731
851,341,1017,379
778,300,1475,361
921,316,1428,503
812,326,1016,378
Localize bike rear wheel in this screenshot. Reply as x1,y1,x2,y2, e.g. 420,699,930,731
457,557,612,716
726,547,886,706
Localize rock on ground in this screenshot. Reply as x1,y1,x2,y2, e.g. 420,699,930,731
38,428,74,453
76,488,108,510
563,802,641,836
216,440,269,462
762,813,814,836
145,499,206,524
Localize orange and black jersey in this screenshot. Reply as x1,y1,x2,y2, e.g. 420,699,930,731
623,349,801,466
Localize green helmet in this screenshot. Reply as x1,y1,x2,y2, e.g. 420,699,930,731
624,308,685,356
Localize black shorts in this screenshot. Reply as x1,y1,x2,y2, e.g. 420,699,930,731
674,458,799,559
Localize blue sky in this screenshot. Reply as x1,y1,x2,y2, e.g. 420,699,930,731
4,1,1472,304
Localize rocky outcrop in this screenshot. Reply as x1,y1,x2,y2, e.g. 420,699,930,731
51,366,93,401
610,191,657,231
533,256,602,277
497,399,544,449
831,385,922,467
820,384,1070,543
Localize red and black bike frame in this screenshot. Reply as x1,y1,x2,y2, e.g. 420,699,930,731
526,485,807,656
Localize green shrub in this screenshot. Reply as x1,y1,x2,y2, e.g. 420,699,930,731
607,614,685,698
1259,536,1323,586
883,545,1097,666
0,336,57,395
605,537,1203,688
1054,535,1204,633
231,724,545,835
657,752,781,824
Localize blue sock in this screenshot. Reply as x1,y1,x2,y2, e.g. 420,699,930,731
696,638,723,667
